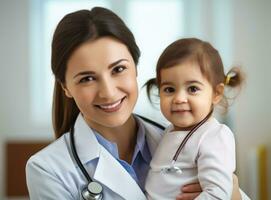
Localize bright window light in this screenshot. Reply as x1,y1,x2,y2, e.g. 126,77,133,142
30,0,110,124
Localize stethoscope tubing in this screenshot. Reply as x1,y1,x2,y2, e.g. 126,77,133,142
70,124,92,182
171,110,213,162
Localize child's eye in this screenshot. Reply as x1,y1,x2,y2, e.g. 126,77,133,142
163,87,175,93
79,76,95,83
188,86,199,93
112,65,127,74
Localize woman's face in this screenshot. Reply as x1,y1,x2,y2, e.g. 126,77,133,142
63,37,138,130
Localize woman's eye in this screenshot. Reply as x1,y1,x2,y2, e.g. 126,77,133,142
188,86,199,93
163,87,175,93
79,76,94,83
112,65,126,74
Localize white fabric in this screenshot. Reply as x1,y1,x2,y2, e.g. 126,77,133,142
26,114,162,200
145,118,237,200
26,114,250,200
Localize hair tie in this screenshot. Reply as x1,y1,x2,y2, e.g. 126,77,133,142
225,74,231,85
225,71,236,85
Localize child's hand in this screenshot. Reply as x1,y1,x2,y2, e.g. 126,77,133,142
176,182,201,200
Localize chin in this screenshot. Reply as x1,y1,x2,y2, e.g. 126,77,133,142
100,114,131,128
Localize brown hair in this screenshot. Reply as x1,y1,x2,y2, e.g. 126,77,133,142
145,38,244,110
51,7,140,138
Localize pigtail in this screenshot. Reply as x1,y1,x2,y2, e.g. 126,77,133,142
224,66,245,88
219,66,245,112
143,78,158,104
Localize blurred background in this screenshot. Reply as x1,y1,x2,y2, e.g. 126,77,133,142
0,0,270,199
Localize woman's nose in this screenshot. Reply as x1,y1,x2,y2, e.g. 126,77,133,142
98,78,116,99
172,91,188,104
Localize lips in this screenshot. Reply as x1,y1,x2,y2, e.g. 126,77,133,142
171,109,191,113
96,97,126,113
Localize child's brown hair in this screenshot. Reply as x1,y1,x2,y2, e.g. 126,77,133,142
145,38,244,111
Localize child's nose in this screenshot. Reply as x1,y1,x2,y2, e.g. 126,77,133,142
173,91,188,104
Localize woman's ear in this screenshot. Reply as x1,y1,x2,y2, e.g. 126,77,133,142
212,83,224,105
61,83,73,98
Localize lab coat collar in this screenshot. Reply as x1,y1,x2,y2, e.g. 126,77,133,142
73,114,100,164
73,114,147,199
94,145,146,199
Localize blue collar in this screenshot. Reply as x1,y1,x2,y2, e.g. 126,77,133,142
94,116,151,164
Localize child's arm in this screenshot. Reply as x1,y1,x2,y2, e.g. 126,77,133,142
195,125,235,199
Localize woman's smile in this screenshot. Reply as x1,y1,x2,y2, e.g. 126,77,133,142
95,96,126,113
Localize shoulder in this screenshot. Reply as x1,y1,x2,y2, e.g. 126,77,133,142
198,118,236,153
25,133,80,199
134,114,164,154
26,132,74,175
199,118,235,142
134,115,164,139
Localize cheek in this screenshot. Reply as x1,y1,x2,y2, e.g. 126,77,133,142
120,73,138,98
160,98,171,116
71,87,97,107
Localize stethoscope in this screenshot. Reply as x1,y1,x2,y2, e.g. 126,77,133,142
70,112,211,198
69,114,165,200
160,110,213,174
70,124,103,200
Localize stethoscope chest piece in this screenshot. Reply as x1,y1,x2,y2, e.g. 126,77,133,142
161,165,182,174
82,181,103,200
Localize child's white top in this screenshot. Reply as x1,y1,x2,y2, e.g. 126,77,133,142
145,117,236,200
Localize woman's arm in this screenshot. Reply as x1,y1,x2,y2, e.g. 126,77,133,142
175,175,245,200
232,174,242,200
176,183,201,200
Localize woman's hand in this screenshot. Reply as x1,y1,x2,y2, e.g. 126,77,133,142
176,174,242,200
176,183,201,200
231,174,242,200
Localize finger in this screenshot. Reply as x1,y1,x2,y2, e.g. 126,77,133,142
182,183,202,192
176,192,200,200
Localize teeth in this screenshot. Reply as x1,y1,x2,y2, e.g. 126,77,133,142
99,99,122,109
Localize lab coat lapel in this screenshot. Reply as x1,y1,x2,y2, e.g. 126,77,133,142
94,146,146,200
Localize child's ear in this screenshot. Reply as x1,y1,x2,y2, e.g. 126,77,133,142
61,83,73,98
213,83,224,105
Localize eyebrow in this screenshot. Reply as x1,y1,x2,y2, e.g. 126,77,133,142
73,59,129,79
160,80,204,87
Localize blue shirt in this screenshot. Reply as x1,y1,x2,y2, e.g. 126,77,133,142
94,117,152,191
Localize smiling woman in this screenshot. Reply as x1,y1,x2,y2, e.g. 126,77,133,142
62,37,138,139
25,7,247,200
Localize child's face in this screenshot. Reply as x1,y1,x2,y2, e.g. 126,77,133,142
159,61,223,131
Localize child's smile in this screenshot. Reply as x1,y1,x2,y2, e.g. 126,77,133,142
159,60,221,131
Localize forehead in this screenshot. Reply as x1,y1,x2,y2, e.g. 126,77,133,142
160,61,204,81
67,37,133,71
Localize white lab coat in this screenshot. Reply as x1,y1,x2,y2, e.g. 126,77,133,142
26,114,251,200
26,114,162,200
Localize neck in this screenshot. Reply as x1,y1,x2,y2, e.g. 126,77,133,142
87,115,138,163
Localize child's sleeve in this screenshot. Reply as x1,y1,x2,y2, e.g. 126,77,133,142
195,125,236,200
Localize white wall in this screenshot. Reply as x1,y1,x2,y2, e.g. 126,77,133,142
0,0,53,199
233,0,271,197
0,0,271,199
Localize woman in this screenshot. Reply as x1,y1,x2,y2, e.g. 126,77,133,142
26,7,248,200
